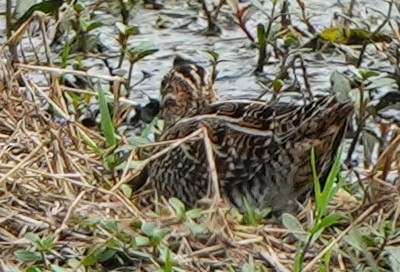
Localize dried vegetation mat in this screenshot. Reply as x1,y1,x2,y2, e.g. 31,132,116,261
1,36,400,272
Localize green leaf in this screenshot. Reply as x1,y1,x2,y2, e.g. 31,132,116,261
125,26,140,36
163,249,174,272
79,18,89,33
40,236,55,250
358,69,379,80
319,151,343,215
311,213,345,234
98,248,117,262
127,135,151,146
284,35,299,48
151,228,168,246
185,208,203,219
12,0,64,30
366,77,396,90
74,2,85,13
330,71,351,100
102,220,118,232
134,49,159,63
169,198,186,218
312,147,343,221
78,127,101,153
14,250,42,262
294,246,304,272
318,28,347,43
97,83,116,148
318,28,392,45
320,248,333,272
362,235,377,248
121,184,133,197
135,235,150,247
82,245,109,266
272,79,284,93
388,247,400,271
343,228,366,251
24,233,41,243
106,238,120,248
86,22,103,32
82,254,99,266
243,198,258,226
348,28,392,44
282,213,307,242
185,222,207,234
141,222,157,237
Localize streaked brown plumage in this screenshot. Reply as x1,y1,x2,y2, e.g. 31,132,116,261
132,63,353,213
159,63,218,130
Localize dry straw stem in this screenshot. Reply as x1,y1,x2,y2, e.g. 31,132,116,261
1,62,400,270
16,63,125,83
372,132,400,174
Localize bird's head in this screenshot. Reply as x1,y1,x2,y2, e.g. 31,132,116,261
159,63,218,129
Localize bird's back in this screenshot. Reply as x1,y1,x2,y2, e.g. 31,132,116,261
135,94,353,212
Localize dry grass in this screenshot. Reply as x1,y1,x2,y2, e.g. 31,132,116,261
1,14,400,272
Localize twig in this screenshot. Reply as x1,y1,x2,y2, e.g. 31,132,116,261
53,190,86,237
295,0,316,34
201,127,221,204
347,0,357,19
371,133,400,175
15,63,125,82
371,0,393,34
0,143,44,186
39,14,52,65
112,80,122,125
214,0,226,19
356,41,368,67
260,248,290,272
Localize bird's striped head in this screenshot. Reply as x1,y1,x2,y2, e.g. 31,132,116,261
159,63,218,129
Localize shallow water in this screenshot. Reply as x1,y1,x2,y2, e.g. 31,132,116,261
113,0,397,107
0,1,397,100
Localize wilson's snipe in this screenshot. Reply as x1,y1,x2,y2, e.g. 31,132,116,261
159,62,218,130
132,63,354,213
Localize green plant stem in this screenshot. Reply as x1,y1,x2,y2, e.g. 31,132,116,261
346,84,368,163
264,1,277,41
127,61,134,89
117,27,128,69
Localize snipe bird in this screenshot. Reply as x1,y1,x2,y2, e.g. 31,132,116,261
158,62,218,130
132,63,354,213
